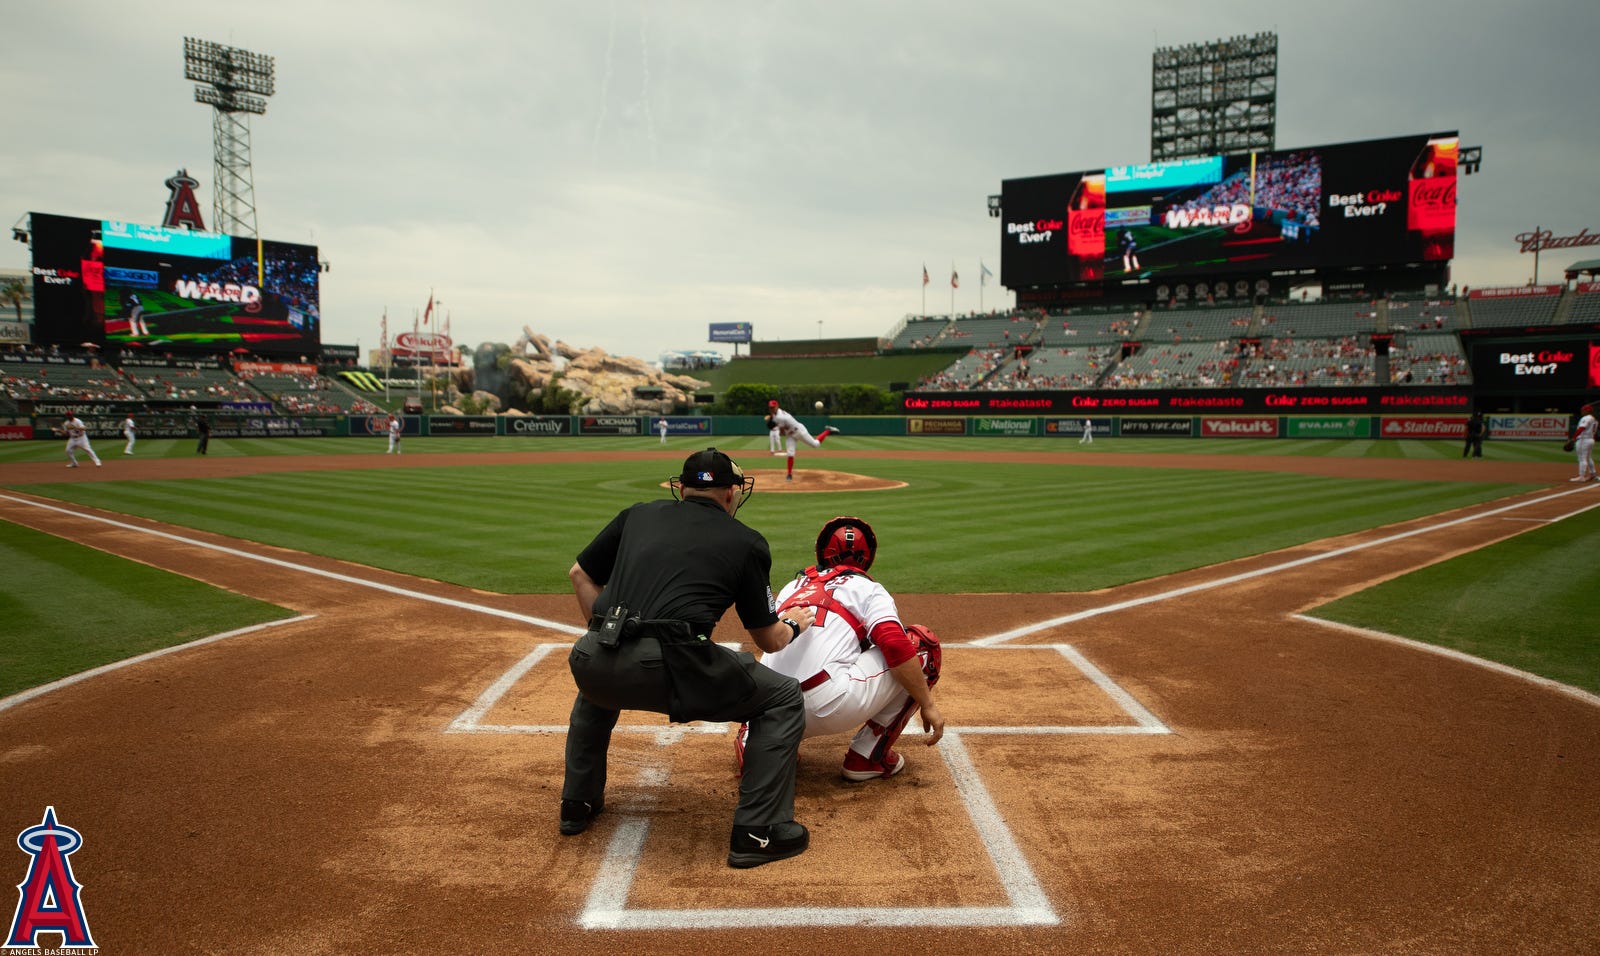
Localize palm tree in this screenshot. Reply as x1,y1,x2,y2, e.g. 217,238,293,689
0,278,25,323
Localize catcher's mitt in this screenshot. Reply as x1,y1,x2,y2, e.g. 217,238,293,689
1563,439,1576,453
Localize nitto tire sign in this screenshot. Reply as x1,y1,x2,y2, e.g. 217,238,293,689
1118,417,1192,436
1380,416,1466,438
508,416,572,436
579,416,643,435
1201,417,1279,438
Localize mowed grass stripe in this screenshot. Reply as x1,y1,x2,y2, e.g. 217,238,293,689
1309,504,1600,693
0,519,296,698
12,459,1541,594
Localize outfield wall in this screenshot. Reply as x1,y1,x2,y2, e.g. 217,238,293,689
5,413,1574,442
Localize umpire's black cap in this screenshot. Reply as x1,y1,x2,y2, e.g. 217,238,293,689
678,447,746,488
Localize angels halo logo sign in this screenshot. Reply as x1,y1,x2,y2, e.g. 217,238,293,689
5,807,96,950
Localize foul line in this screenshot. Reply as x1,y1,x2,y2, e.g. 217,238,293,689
0,615,315,714
1292,615,1600,710
0,493,583,635
974,484,1598,645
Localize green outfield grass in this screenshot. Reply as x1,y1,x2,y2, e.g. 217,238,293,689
1,435,1593,700
0,520,296,698
1310,504,1600,693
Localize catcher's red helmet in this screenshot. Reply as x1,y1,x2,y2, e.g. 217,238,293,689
816,516,877,573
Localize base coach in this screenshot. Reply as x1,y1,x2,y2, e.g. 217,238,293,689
561,447,818,867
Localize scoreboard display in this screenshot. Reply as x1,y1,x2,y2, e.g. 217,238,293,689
1001,131,1458,290
28,212,321,356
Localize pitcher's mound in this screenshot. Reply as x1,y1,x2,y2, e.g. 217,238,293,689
746,469,905,492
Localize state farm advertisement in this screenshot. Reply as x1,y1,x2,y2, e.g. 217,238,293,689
1380,417,1466,438
1200,417,1279,438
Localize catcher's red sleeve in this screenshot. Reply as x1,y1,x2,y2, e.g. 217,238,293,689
871,620,916,668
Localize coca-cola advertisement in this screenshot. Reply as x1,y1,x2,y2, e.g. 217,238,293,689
999,131,1460,289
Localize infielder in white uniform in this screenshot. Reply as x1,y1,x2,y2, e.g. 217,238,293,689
766,399,839,482
1571,403,1597,482
386,414,402,454
59,414,102,468
738,516,944,781
657,418,669,443
121,415,137,455
1080,418,1094,444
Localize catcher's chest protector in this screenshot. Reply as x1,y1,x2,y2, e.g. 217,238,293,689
779,567,873,652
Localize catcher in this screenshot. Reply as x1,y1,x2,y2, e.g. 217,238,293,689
739,516,944,780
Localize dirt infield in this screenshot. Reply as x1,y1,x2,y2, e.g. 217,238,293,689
1,450,1597,954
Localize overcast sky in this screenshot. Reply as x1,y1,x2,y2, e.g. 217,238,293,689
3,1,1596,363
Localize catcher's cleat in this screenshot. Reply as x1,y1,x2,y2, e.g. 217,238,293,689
842,748,905,781
733,722,749,775
727,821,809,868
558,798,604,836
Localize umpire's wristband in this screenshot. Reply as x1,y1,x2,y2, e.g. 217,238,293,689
781,617,801,641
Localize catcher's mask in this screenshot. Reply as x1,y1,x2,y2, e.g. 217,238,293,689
816,516,877,573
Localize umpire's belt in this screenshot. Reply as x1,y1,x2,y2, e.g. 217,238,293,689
587,615,702,643
799,670,831,692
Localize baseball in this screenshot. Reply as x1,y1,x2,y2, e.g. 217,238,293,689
814,400,825,411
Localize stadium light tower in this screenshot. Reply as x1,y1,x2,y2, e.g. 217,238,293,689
1151,32,1277,161
183,37,275,237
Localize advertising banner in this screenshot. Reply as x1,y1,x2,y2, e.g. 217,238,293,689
1200,416,1280,438
0,425,34,440
579,416,643,436
1484,414,1572,440
0,321,28,344
1001,131,1460,288
1285,416,1371,438
906,417,967,435
1467,285,1561,299
905,388,1471,415
708,322,753,343
652,417,712,436
1469,339,1593,391
427,416,497,436
1379,416,1466,438
1117,417,1193,436
973,417,1040,437
1044,418,1110,437
215,416,341,438
356,414,421,436
506,415,572,436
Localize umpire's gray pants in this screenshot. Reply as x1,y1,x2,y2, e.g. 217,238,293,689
563,629,806,828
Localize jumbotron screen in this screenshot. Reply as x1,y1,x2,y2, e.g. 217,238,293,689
1000,131,1459,289
28,212,321,355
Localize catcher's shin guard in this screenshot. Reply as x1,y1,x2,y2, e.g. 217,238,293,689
861,627,944,764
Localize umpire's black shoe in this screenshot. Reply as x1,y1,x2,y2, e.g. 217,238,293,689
559,798,604,836
727,821,809,868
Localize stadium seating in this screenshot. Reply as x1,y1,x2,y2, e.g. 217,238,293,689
1387,333,1471,386
888,318,954,350
1039,310,1143,346
941,314,1041,348
119,365,264,404
1387,297,1463,332
235,370,381,414
1234,336,1376,387
1465,293,1560,329
0,361,145,402
1103,340,1242,389
1004,344,1121,389
917,348,1009,390
1257,300,1379,338
1141,307,1254,341
1565,287,1600,325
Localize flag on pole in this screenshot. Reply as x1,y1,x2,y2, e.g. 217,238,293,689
981,261,994,286
422,290,435,326
951,267,959,289
922,264,930,287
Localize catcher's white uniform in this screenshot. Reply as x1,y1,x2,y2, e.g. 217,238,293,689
760,568,935,762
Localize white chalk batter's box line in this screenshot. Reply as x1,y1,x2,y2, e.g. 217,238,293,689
447,643,1169,930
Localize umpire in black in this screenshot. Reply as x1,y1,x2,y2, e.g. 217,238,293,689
561,447,818,868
